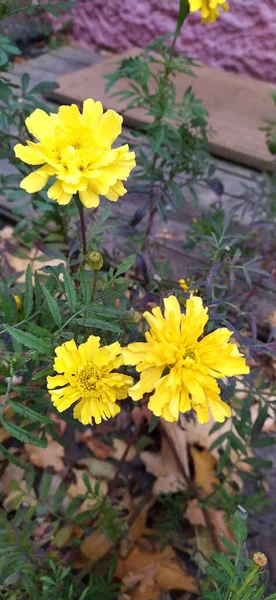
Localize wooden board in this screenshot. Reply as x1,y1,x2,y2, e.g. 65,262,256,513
48,48,276,171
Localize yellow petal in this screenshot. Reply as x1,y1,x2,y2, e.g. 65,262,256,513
129,366,163,401
164,295,181,326
20,167,50,193
48,179,72,205
209,397,231,422
25,109,55,141
96,109,122,147
14,143,44,165
82,99,103,127
105,179,127,202
79,187,100,208
47,374,67,389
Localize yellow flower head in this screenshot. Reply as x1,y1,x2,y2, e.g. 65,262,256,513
179,278,189,293
47,336,133,425
14,100,136,208
123,295,249,424
13,294,22,310
189,0,229,23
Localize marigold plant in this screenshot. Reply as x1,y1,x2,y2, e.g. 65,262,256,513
14,100,136,208
123,295,249,424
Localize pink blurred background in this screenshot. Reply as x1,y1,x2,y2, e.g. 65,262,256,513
55,0,276,83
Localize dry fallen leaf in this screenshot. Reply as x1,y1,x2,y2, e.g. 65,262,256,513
79,530,112,563
185,499,235,552
79,429,115,459
77,456,116,480
0,462,24,494
141,436,186,495
4,480,36,512
112,438,137,462
190,447,218,494
116,545,198,595
25,433,65,472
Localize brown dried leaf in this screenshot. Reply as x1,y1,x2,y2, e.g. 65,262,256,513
141,436,186,495
24,434,65,472
185,499,235,552
116,545,198,595
4,481,36,512
80,530,112,563
77,456,116,480
68,468,107,499
79,429,115,459
112,438,137,461
190,447,218,494
0,462,24,494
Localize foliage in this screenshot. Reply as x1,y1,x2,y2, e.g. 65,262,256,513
105,34,211,240
203,508,276,600
0,0,275,599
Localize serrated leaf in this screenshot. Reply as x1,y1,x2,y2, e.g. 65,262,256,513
213,553,235,577
9,400,53,425
0,288,18,324
5,325,53,355
1,419,47,448
61,267,76,313
75,318,121,334
80,267,91,305
23,264,33,318
39,471,53,502
115,254,136,277
0,443,30,471
42,285,62,327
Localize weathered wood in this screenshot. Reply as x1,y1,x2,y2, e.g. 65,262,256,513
49,48,276,171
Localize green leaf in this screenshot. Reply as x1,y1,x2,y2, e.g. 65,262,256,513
251,436,276,448
232,509,248,544
23,264,33,318
80,267,91,305
42,285,62,328
5,325,53,355
115,254,136,277
213,553,235,577
61,267,77,314
0,288,18,324
31,365,52,381
39,471,53,502
75,318,121,334
174,0,190,39
20,72,30,93
9,400,53,425
1,419,47,448
0,443,30,471
34,271,42,308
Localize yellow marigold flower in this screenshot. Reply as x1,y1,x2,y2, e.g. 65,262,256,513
14,100,136,208
179,278,189,293
123,295,249,424
47,336,133,425
13,295,22,310
189,0,229,23
178,278,198,294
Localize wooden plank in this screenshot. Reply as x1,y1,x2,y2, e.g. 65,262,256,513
49,48,276,171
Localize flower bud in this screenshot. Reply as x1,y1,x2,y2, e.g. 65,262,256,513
123,310,141,324
253,552,267,568
13,295,22,310
87,251,103,271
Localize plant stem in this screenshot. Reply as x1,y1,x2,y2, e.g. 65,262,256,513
91,270,99,301
75,196,87,260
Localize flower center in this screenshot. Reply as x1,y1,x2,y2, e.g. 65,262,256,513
77,365,98,393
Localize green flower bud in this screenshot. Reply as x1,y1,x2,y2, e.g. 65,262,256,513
253,552,267,568
87,251,103,271
123,310,141,324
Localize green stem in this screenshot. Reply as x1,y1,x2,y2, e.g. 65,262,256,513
75,196,87,260
91,270,99,301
